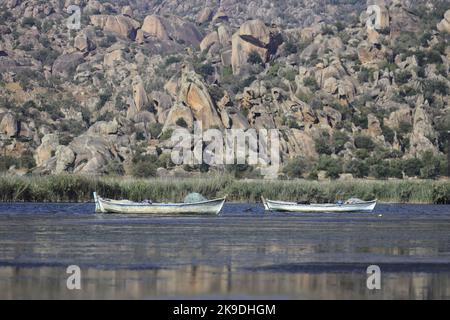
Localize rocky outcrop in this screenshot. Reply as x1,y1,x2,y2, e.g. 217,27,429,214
87,119,119,136
74,33,92,52
0,113,18,137
358,43,388,65
165,66,223,130
132,77,148,112
285,129,319,161
163,102,194,131
181,71,223,129
437,10,450,33
103,49,123,66
141,15,202,47
196,7,213,24
409,98,438,157
231,20,282,74
389,3,420,38
54,146,75,174
35,134,59,167
90,15,140,40
52,52,84,78
69,134,120,174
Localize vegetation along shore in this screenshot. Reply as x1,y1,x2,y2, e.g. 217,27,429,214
1,175,449,205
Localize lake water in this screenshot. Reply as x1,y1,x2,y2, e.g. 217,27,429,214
0,202,450,299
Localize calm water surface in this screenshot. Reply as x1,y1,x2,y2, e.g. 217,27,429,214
0,203,450,299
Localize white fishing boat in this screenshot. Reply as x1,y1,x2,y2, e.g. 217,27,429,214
261,197,377,213
93,192,226,215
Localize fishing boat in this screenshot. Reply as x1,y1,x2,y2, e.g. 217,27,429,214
93,192,226,215
261,196,377,213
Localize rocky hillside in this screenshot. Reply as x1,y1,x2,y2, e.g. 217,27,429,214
0,0,449,180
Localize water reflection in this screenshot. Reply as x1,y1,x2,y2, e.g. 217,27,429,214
0,203,450,299
1,266,449,299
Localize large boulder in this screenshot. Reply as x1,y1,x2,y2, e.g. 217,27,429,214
54,146,75,174
87,119,119,135
163,102,194,131
141,15,202,47
409,98,438,156
74,33,92,52
388,3,420,38
132,77,148,112
196,7,213,24
0,113,18,137
165,66,223,130
52,52,84,78
69,134,115,174
181,71,223,129
231,20,282,74
285,129,319,161
90,15,140,40
103,49,123,66
437,10,450,33
200,31,220,52
35,134,59,167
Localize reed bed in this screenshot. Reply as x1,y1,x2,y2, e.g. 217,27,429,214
0,174,449,204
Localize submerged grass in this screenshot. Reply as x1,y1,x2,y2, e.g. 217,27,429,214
0,174,450,204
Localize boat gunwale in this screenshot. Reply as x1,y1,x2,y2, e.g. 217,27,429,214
265,199,378,207
98,197,227,208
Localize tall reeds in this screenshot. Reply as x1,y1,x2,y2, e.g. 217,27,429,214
0,174,449,204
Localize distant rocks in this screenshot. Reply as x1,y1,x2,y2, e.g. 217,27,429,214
231,19,282,74
141,15,203,47
52,52,84,78
196,7,214,24
90,15,140,40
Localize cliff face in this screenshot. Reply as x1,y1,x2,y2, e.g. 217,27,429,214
0,0,449,179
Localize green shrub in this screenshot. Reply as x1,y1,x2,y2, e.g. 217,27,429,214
21,17,40,29
303,76,319,90
247,51,264,65
98,35,116,48
370,162,390,180
354,135,375,151
284,41,298,54
346,159,369,178
316,155,342,179
395,70,412,85
195,62,214,78
131,161,157,178
314,132,332,155
403,158,423,177
165,55,182,66
381,125,395,144
333,131,349,154
353,113,369,129
420,151,441,179
105,160,125,176
149,123,163,139
282,157,306,178
32,48,59,66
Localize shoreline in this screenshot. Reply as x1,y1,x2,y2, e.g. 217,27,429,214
1,175,450,205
